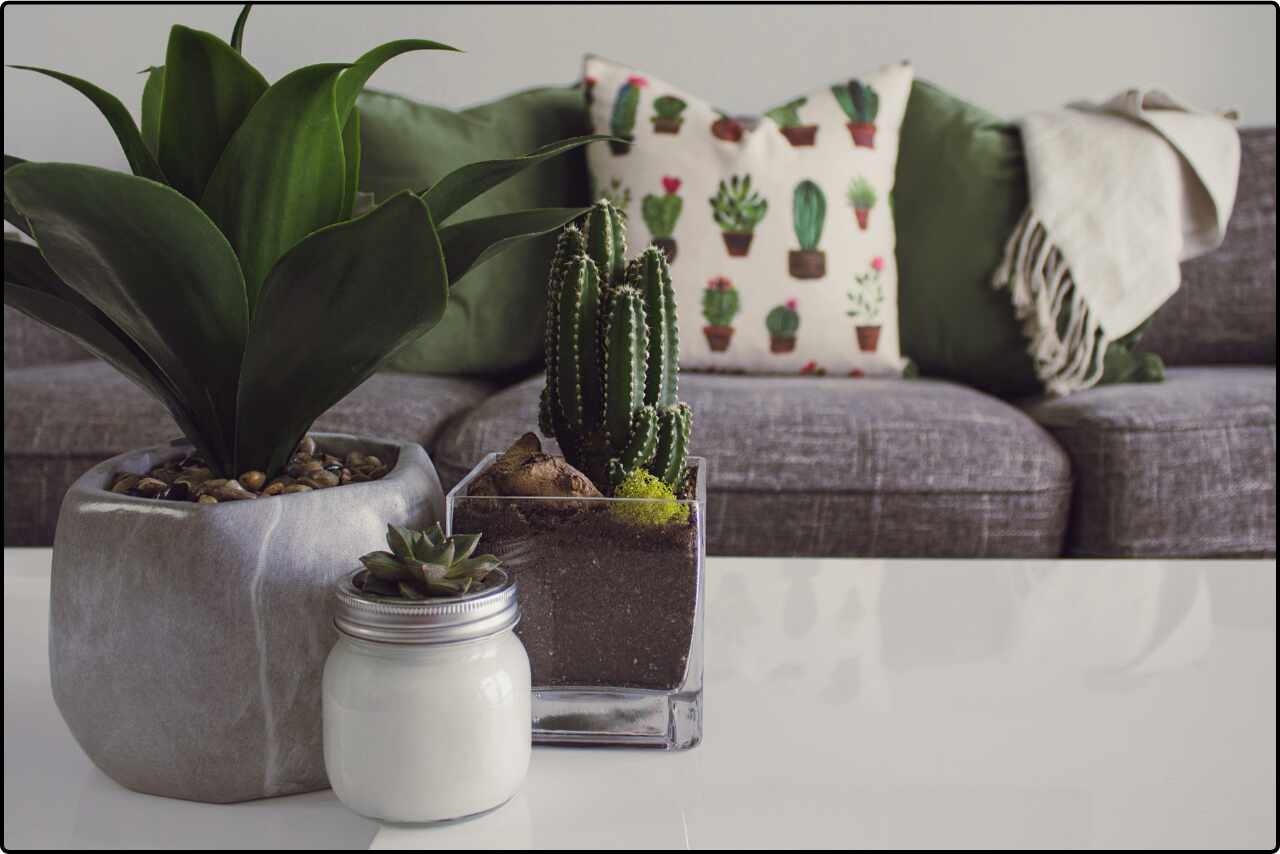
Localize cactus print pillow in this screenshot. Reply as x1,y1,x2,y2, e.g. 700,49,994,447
584,56,913,377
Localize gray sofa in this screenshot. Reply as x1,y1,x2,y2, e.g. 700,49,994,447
5,129,1275,557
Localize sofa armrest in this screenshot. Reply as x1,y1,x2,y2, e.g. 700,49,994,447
4,305,90,370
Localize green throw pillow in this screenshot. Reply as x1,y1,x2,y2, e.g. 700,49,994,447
357,86,590,378
895,80,1161,398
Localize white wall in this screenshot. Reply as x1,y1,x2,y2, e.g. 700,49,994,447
4,3,1276,172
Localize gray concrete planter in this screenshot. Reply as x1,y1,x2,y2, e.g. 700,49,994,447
49,433,442,804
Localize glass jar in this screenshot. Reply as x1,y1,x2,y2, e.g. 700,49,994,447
322,568,530,823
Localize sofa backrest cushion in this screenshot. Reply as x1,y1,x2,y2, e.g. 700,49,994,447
4,305,89,369
1142,126,1276,365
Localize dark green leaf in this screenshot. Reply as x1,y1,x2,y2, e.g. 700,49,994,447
449,533,482,562
398,581,428,600
235,191,447,474
423,134,615,224
4,240,221,466
158,26,269,200
339,109,361,220
386,523,416,560
200,63,347,307
418,562,449,584
447,555,499,580
140,66,165,157
438,207,589,285
4,155,32,237
230,4,253,52
5,162,249,474
9,66,164,182
360,574,398,596
334,39,459,127
359,550,404,581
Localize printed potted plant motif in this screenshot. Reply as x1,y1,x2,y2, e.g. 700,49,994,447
711,110,745,142
596,175,631,213
832,79,879,148
710,174,768,256
765,97,818,146
846,256,886,352
642,176,684,262
610,75,647,154
847,176,877,231
766,299,800,353
651,95,687,134
702,276,740,352
788,180,827,279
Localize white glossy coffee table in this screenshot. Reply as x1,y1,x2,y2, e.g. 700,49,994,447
4,548,1275,849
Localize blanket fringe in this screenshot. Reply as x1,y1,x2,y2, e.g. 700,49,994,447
993,210,1108,396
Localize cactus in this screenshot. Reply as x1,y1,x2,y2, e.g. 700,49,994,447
792,180,826,250
702,277,740,327
764,97,807,129
541,200,692,491
651,95,687,133
832,80,879,123
609,75,647,154
766,300,800,338
848,176,876,210
642,177,683,238
709,175,768,233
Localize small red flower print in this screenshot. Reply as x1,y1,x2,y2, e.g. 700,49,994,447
707,276,733,292
662,176,682,195
627,75,649,88
848,368,865,378
785,298,798,311
800,360,818,375
871,256,885,272
584,76,598,87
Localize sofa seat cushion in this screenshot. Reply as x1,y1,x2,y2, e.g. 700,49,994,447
434,373,1072,557
3,361,496,546
1024,366,1277,557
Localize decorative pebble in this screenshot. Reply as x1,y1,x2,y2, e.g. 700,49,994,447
197,494,219,505
134,477,169,498
239,470,266,491
282,483,313,494
111,474,141,494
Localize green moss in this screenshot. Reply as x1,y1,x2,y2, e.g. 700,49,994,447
611,469,688,526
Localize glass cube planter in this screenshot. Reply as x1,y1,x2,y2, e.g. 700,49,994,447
446,455,705,750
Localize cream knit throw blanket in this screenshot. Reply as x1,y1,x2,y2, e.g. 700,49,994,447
993,90,1240,395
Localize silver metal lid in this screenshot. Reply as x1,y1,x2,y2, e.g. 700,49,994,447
333,568,519,645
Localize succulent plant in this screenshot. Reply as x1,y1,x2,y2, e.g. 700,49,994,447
832,80,879,124
642,177,683,239
764,97,807,129
793,180,827,250
848,176,877,210
652,95,687,122
357,522,500,599
709,175,768,234
610,76,647,154
3,5,609,480
766,300,800,338
846,257,886,322
702,277,740,327
539,201,693,491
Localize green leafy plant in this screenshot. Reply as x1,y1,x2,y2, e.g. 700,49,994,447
3,5,611,480
596,176,631,212
357,523,500,598
610,468,689,526
642,176,682,238
832,80,879,123
539,201,693,491
846,257,886,322
848,176,877,210
651,95,687,128
764,97,807,129
702,277,741,326
792,180,827,250
766,300,800,338
709,175,768,233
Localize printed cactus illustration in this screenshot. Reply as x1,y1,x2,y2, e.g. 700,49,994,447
642,176,684,262
847,176,877,230
596,176,632,213
846,256,886,352
702,276,740,352
540,201,692,490
832,79,880,148
710,174,768,256
610,75,648,154
766,299,800,353
789,179,827,279
764,96,818,146
651,95,687,134
711,111,745,142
